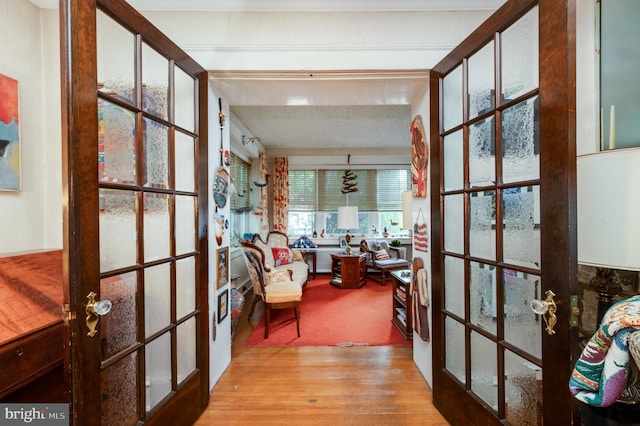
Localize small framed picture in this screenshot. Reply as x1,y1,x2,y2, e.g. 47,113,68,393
218,289,228,323
339,237,347,248
216,247,229,289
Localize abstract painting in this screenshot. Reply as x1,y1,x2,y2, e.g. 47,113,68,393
0,73,20,191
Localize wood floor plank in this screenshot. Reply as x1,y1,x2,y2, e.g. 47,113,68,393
195,288,450,425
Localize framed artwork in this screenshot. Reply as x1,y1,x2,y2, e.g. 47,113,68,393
216,247,229,289
217,289,229,323
0,73,21,191
410,114,428,197
339,237,347,248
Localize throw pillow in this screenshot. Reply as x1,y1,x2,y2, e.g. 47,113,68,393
375,249,390,260
272,247,293,266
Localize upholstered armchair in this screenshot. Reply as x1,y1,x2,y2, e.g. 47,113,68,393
359,239,409,286
244,251,302,338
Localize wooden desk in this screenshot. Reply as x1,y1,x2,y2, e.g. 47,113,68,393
329,252,366,289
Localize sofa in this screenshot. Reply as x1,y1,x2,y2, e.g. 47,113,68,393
240,232,309,320
240,231,309,289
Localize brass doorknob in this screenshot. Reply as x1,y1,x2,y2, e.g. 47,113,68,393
85,291,112,337
530,290,557,335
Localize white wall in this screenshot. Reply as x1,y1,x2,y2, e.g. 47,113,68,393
409,78,433,387
0,1,62,254
208,85,232,388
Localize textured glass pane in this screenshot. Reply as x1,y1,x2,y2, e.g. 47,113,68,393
469,190,496,261
443,65,463,131
175,131,195,192
444,130,464,191
98,100,136,184
177,317,197,384
505,350,543,426
142,43,169,120
504,269,542,359
145,333,172,412
501,6,539,102
503,186,540,269
144,193,170,262
444,194,464,254
445,317,466,384
101,272,138,360
470,331,497,411
444,256,465,318
143,118,169,189
470,262,496,334
175,195,196,256
469,117,495,187
468,42,495,118
176,256,196,320
97,11,135,105
502,96,540,183
100,189,137,273
102,352,138,426
145,263,171,337
174,66,195,132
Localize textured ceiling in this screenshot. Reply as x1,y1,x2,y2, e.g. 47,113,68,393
231,105,412,149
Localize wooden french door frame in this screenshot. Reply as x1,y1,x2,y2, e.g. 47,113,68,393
429,0,578,424
60,0,209,424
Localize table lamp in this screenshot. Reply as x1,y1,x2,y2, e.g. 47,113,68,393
578,148,640,321
338,206,359,255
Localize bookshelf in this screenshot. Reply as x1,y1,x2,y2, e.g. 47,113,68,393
390,269,412,339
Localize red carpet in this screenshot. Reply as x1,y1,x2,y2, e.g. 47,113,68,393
246,276,411,347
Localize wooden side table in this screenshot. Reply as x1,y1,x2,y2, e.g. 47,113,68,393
295,249,317,280
329,252,366,289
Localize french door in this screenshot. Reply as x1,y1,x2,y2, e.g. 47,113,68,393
429,0,578,424
60,0,209,424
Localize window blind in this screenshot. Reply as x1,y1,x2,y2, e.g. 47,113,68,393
288,170,317,211
292,168,411,212
230,153,249,210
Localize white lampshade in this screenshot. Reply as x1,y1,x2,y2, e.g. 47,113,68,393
577,149,640,271
338,206,359,230
402,190,413,229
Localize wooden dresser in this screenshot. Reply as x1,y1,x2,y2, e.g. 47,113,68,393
0,250,66,402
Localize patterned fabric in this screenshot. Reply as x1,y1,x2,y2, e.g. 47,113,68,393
254,239,274,267
272,247,293,266
375,249,389,260
258,152,269,239
291,235,317,249
273,157,289,233
569,295,640,407
266,231,288,248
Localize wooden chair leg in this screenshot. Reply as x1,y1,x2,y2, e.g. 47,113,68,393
264,308,271,338
295,305,300,337
380,270,387,286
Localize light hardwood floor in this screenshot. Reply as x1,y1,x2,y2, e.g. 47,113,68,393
194,283,450,425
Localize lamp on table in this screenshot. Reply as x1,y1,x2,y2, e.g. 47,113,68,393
577,148,640,414
338,206,359,255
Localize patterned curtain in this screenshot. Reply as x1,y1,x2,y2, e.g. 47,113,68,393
257,151,269,239
272,157,289,233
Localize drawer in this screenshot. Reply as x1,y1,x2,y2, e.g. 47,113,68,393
0,323,63,395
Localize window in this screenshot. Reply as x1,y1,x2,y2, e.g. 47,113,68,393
230,153,250,239
288,168,411,237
